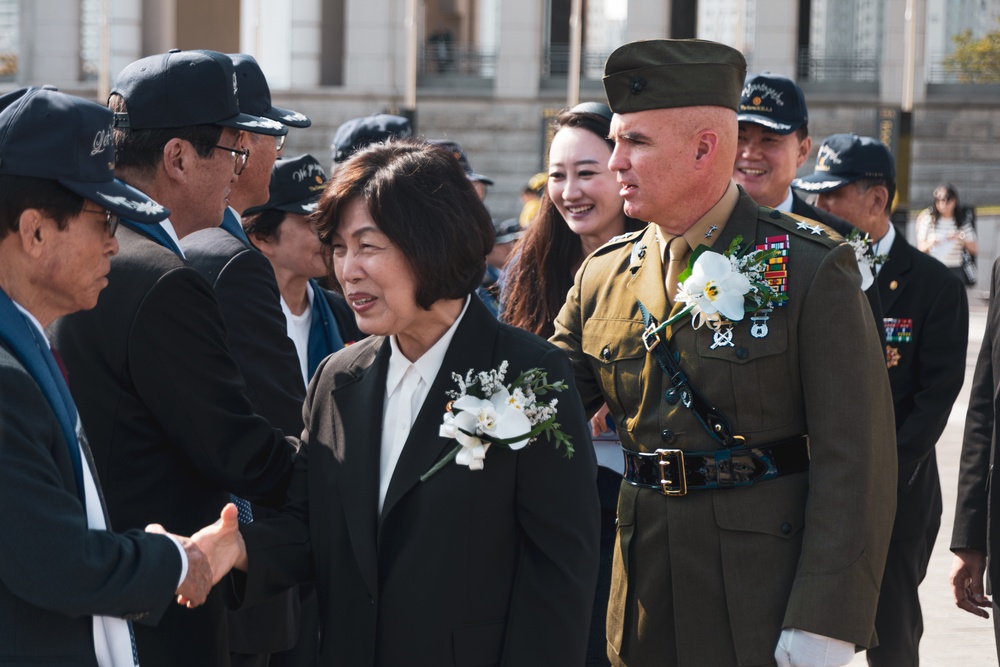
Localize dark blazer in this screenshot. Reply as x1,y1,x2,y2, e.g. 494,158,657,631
879,233,967,504
791,191,886,346
0,341,180,665
49,225,296,667
240,297,601,667
179,226,306,656
953,258,1000,583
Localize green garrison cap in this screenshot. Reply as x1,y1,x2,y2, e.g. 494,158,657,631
603,39,747,114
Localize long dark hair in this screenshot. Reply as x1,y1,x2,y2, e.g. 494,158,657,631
930,183,975,228
501,106,642,339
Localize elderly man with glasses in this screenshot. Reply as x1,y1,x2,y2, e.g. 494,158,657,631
177,53,317,667
50,49,297,667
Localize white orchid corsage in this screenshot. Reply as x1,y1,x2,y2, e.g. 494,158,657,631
656,235,787,338
420,361,574,481
845,229,887,291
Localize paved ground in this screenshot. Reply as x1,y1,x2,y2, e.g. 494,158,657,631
848,291,997,666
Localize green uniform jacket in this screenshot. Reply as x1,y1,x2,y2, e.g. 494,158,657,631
551,190,897,666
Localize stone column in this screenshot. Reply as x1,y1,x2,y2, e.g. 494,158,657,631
494,0,542,97
749,0,799,77
19,0,80,87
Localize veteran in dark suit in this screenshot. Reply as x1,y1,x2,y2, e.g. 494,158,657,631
49,51,295,667
0,86,224,666
199,140,600,666
952,259,1000,657
178,55,315,667
549,40,897,667
794,134,968,667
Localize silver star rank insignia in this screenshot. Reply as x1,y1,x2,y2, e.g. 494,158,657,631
810,224,824,235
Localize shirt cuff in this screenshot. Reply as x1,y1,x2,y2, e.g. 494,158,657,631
162,533,189,589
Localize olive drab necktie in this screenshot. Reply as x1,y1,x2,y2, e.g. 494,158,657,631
664,235,690,304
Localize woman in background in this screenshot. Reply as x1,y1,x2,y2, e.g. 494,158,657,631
501,102,643,667
916,182,978,284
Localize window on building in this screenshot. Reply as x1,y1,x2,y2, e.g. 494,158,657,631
798,0,882,83
421,0,499,77
80,0,100,82
926,0,1000,83
542,0,627,80
0,0,17,81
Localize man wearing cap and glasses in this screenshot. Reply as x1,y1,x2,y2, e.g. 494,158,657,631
177,53,315,667
795,134,968,667
551,39,896,667
0,85,243,666
50,50,296,667
733,72,884,344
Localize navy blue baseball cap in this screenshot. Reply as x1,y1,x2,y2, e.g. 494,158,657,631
429,139,494,186
111,49,281,134
246,154,327,217
0,87,168,224
331,114,413,163
738,72,808,135
229,54,310,131
792,133,896,193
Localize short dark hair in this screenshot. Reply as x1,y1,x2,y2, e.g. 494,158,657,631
314,139,494,309
242,208,287,248
795,123,809,142
854,178,896,215
109,94,222,178
0,174,84,240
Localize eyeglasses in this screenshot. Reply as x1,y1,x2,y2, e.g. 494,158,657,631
81,207,120,237
213,144,251,176
935,195,954,202
275,134,286,152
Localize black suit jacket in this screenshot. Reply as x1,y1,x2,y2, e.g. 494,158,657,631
0,341,181,665
240,297,601,667
879,233,968,539
49,225,296,667
954,258,1000,584
180,226,306,655
791,191,886,346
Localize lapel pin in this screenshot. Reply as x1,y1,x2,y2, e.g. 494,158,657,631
705,225,717,239
889,280,898,291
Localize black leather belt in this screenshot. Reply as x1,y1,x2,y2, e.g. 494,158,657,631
621,435,809,496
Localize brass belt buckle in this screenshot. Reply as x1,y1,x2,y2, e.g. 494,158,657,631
656,448,687,496
642,323,661,352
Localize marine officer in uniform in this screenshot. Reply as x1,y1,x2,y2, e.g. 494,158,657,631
550,39,897,667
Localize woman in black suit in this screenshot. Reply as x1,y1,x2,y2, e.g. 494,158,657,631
209,140,600,666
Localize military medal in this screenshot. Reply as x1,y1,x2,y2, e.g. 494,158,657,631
750,308,772,338
710,321,735,349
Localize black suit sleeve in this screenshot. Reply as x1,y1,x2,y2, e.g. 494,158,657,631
895,273,968,476
128,268,294,506
212,249,306,437
0,364,180,622
952,262,997,553
500,346,600,667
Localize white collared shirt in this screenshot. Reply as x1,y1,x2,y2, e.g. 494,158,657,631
160,219,185,259
872,222,896,275
13,301,187,666
378,296,470,513
281,282,315,387
775,188,794,213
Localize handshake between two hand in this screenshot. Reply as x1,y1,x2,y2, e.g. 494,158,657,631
144,503,248,608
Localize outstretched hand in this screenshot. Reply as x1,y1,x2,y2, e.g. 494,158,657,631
950,549,992,618
148,503,246,608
